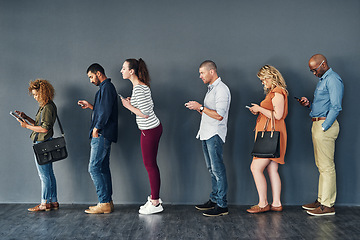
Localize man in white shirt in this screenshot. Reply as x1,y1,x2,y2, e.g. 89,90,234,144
185,60,231,217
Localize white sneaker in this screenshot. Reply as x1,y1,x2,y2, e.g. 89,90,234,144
140,196,151,210
140,196,163,210
139,202,164,215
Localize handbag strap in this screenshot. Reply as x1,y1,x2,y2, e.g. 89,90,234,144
270,111,276,137
261,111,276,138
34,107,65,143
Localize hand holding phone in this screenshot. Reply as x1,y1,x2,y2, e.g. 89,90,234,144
295,96,310,108
77,100,86,108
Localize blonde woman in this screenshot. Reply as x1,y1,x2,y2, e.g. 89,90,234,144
16,79,59,212
247,65,288,213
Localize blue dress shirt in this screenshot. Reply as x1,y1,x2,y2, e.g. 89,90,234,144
310,68,344,131
89,78,118,142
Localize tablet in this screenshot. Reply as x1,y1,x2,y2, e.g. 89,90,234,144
10,111,25,122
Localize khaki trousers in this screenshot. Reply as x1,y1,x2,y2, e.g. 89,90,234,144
311,119,339,207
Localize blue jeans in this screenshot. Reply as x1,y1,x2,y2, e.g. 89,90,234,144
34,140,57,203
202,135,228,208
88,135,112,203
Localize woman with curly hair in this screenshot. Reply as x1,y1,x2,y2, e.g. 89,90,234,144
16,79,59,212
246,65,288,214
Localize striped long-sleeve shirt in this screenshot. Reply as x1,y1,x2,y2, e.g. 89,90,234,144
130,85,160,130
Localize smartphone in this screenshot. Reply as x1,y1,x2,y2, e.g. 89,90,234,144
245,106,251,109
10,111,25,122
118,93,125,99
294,97,300,101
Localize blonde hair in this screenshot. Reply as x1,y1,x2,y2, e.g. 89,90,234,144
257,65,288,95
28,79,55,106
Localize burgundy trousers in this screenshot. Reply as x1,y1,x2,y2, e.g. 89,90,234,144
140,123,163,200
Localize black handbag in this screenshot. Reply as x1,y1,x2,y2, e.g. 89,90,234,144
251,111,280,158
33,114,68,165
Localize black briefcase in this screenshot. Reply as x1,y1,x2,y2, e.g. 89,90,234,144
33,114,68,165
33,136,68,165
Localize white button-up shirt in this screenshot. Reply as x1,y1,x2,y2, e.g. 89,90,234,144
196,77,231,143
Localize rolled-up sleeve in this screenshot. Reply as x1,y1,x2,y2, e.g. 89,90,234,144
322,77,344,131
215,87,230,117
40,104,55,130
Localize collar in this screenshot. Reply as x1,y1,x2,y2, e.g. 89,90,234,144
319,68,333,81
99,78,111,87
208,77,221,91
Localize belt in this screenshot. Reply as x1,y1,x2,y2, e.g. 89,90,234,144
312,117,326,122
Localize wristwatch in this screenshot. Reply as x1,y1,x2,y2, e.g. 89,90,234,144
200,106,204,112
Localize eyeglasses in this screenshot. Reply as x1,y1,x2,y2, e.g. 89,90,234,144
310,60,324,73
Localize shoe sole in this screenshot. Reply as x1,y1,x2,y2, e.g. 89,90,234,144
28,209,51,212
84,210,112,214
246,210,270,214
139,208,164,215
306,211,335,216
195,206,215,211
203,212,229,217
302,206,318,210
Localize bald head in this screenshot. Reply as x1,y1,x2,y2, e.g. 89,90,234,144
308,54,329,77
309,54,327,66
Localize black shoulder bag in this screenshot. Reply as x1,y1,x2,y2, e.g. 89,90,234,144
251,111,280,158
33,112,68,165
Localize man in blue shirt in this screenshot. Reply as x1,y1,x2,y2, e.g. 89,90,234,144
185,60,231,217
78,63,118,214
299,54,344,216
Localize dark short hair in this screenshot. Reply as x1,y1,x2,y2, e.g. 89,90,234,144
199,60,217,71
87,63,105,75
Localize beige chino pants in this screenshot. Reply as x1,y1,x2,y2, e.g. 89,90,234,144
311,119,339,208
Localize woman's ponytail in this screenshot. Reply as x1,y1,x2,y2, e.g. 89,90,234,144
126,58,151,87
138,58,151,87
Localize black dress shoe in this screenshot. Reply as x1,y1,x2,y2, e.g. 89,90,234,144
195,200,216,210
203,205,229,217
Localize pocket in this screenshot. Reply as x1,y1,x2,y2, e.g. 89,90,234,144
92,133,102,139
91,136,100,145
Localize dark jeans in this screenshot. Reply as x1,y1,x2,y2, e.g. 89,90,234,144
88,135,112,203
202,134,228,208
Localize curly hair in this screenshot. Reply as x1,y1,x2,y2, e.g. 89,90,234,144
28,79,55,106
257,65,288,95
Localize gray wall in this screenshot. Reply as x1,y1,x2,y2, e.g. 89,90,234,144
1,0,359,205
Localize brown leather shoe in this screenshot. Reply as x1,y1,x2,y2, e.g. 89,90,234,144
302,200,320,210
28,203,51,212
89,200,114,212
85,202,112,214
270,204,283,212
246,204,270,214
51,202,59,210
307,205,335,216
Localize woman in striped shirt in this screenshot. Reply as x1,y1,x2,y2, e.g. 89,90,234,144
120,58,163,215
